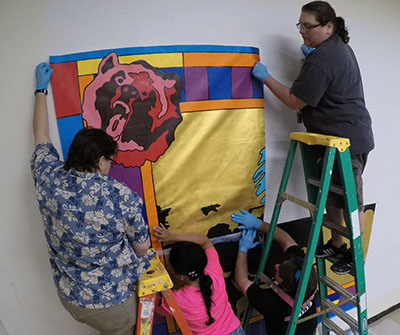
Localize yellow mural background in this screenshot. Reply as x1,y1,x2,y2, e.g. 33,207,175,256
152,108,265,236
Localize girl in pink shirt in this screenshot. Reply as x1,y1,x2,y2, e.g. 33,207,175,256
154,225,245,335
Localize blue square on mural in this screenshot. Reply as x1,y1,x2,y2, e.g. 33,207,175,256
253,80,264,99
57,115,83,160
208,67,232,100
160,67,185,102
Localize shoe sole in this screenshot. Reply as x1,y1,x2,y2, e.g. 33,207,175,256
331,262,353,275
331,268,352,275
315,252,346,259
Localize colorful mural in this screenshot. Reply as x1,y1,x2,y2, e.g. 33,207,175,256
49,45,265,253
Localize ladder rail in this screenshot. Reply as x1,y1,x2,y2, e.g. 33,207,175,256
243,140,298,329
162,289,193,335
299,142,331,335
136,252,192,335
337,150,368,334
286,146,337,335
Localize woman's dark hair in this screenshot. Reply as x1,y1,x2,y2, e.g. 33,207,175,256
302,1,350,44
169,241,215,326
64,128,118,172
279,253,318,299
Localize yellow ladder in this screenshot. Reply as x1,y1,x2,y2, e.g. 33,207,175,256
136,251,192,335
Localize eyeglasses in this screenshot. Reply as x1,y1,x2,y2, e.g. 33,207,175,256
107,157,118,165
296,22,321,31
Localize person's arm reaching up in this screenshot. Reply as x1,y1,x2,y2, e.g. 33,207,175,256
232,210,297,252
234,229,259,295
33,63,53,146
154,224,214,250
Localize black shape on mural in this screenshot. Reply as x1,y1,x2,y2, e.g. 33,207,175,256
157,205,171,228
201,204,221,216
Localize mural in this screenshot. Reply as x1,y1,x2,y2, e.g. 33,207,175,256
49,45,265,253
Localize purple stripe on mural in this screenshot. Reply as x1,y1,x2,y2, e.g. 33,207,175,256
109,164,144,200
184,67,209,101
231,67,253,99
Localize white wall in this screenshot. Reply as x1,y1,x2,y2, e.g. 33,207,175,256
0,0,398,334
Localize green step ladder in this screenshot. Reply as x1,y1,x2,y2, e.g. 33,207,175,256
243,132,367,335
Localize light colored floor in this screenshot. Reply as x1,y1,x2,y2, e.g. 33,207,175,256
368,308,400,334
313,307,400,334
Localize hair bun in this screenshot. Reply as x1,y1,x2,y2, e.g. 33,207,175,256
188,270,198,280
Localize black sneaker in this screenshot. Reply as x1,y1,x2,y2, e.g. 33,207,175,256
315,239,347,258
331,251,353,275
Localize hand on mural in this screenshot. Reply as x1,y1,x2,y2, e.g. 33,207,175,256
239,229,259,253
301,44,314,56
232,209,262,230
154,223,175,244
36,63,53,90
252,62,270,83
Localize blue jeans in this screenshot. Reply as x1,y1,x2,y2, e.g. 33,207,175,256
228,325,246,335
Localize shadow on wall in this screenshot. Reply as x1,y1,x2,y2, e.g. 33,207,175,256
0,320,9,335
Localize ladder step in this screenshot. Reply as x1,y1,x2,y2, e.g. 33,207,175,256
307,177,344,196
280,192,315,212
322,298,359,331
322,217,351,239
323,318,349,335
320,276,357,306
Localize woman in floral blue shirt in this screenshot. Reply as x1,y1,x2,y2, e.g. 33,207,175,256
31,63,154,335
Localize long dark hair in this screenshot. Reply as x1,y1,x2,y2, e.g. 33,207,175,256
302,1,350,44
64,128,118,172
169,242,215,326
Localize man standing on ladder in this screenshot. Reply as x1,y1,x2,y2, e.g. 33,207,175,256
252,1,374,274
232,210,318,334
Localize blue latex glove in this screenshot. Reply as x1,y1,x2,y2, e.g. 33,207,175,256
252,62,270,82
239,229,260,253
232,209,262,230
36,62,53,90
301,44,314,56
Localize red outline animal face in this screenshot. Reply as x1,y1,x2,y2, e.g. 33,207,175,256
82,52,183,167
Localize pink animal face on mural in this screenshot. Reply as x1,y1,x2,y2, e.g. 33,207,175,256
82,52,183,167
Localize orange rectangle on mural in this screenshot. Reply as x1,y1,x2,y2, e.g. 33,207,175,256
184,52,260,67
180,99,264,112
78,75,94,103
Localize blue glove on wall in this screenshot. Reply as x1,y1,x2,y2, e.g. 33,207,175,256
239,229,259,253
36,62,54,90
232,209,262,230
252,62,270,82
301,44,314,57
